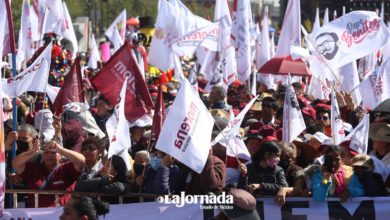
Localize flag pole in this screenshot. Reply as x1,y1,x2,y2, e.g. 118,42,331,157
5,0,17,209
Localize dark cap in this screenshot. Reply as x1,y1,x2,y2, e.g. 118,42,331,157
222,189,260,220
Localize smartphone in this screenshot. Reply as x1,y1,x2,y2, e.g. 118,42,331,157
324,155,334,173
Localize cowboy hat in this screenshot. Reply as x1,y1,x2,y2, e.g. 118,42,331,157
369,123,390,143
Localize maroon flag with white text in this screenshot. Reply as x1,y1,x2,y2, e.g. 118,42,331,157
92,43,154,123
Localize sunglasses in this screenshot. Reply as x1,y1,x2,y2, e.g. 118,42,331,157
316,116,329,121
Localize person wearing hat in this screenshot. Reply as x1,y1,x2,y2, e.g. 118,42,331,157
130,121,151,158
369,122,390,166
243,130,263,156
211,188,260,220
91,95,113,134
351,154,387,197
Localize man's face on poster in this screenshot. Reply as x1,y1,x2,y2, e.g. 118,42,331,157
315,32,339,60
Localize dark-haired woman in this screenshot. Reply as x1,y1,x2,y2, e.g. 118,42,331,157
60,195,110,220
75,138,104,191
238,141,288,196
75,155,132,195
308,145,364,202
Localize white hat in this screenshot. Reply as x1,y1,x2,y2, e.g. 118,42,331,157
304,132,332,144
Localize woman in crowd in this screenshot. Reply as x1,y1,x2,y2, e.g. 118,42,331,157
238,141,288,196
75,155,132,195
74,138,105,191
60,195,110,220
137,149,184,195
275,141,307,206
308,145,365,202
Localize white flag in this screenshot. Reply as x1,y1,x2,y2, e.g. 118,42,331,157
1,43,52,98
105,9,126,51
16,0,39,71
308,11,389,69
106,78,131,172
308,8,320,52
149,0,210,71
323,8,329,25
172,22,220,56
331,90,345,144
156,79,214,174
275,0,301,56
88,33,101,69
61,2,78,59
358,57,390,109
345,114,370,154
256,6,274,90
307,76,330,100
42,0,62,34
46,84,60,103
230,0,253,82
282,75,306,142
211,96,258,146
338,61,362,105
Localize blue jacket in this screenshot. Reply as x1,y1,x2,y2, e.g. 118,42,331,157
311,170,365,201
143,164,184,195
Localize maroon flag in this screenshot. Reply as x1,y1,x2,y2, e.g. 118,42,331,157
3,0,16,55
151,85,166,139
52,57,85,115
92,42,153,123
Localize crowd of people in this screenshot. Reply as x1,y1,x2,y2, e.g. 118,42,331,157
2,22,390,217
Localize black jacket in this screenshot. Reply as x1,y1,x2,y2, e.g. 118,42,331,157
238,163,288,196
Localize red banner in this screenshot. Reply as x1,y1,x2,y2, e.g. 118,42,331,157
92,43,153,123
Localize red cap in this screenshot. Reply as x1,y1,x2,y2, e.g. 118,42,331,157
302,106,316,120
258,125,276,138
339,140,359,156
314,103,331,111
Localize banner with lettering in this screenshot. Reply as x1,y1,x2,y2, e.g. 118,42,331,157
3,197,390,220
92,43,154,123
1,43,52,98
308,11,389,69
155,79,214,174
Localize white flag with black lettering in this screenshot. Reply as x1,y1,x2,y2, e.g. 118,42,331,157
1,43,52,98
156,79,214,173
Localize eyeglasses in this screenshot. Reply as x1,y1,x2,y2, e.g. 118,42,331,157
316,116,329,121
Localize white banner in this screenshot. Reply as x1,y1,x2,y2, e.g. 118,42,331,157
230,0,253,82
308,11,389,69
3,197,390,219
331,90,345,145
283,75,306,142
106,79,131,172
149,0,210,71
358,57,390,109
105,9,126,51
156,79,214,174
1,43,52,98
